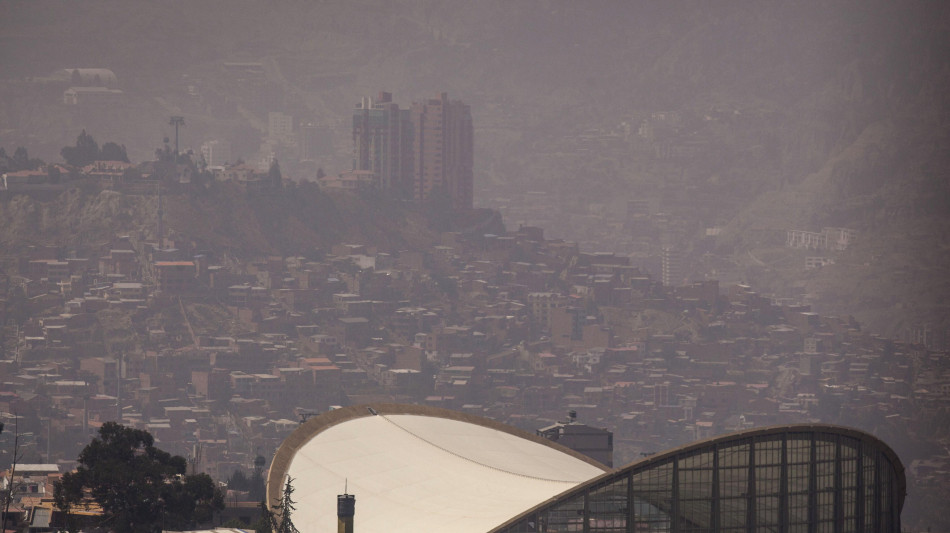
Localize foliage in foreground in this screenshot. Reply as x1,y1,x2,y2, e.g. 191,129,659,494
54,422,223,533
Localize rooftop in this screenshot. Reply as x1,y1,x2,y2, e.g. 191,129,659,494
268,404,608,533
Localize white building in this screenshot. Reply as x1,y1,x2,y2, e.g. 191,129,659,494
199,140,232,167
267,112,294,144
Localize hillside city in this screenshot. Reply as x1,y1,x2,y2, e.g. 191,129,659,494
1,83,949,530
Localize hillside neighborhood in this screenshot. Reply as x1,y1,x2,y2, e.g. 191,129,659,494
1,154,948,528
0,2,948,528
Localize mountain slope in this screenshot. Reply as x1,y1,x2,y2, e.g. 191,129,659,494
0,183,501,259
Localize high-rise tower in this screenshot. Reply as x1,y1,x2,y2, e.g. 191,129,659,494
352,91,413,194
411,93,474,210
351,91,474,210
661,246,684,287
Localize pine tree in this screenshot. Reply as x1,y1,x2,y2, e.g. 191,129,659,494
61,130,100,167
268,158,283,189
270,476,300,533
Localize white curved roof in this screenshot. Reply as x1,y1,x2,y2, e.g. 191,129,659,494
277,408,607,533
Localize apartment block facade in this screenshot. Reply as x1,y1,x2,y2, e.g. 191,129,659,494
352,91,414,193
352,91,473,210
411,92,474,210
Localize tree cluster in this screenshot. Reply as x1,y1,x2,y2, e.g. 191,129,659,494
0,146,44,173
54,422,223,533
222,475,298,533
60,130,129,167
226,468,265,501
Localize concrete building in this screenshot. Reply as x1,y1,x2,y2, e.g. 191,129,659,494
786,227,857,251
662,245,685,287
299,122,329,162
537,411,614,467
63,86,124,105
527,292,564,331
411,93,474,210
352,92,414,193
350,91,474,210
268,112,294,145
199,140,232,167
154,261,196,293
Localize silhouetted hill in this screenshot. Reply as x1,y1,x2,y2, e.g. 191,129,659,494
0,183,504,258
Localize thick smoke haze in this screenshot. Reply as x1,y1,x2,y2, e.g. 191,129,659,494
0,1,948,530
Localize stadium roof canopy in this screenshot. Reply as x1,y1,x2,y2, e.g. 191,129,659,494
267,404,609,533
269,405,906,533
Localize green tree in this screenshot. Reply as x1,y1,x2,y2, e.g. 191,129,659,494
1,412,24,532
270,476,299,533
12,147,29,169
155,142,175,163
48,165,61,183
52,472,84,533
100,142,129,162
268,158,283,189
162,472,224,530
249,466,266,501
55,422,223,533
6,147,43,171
223,517,251,528
61,130,100,167
254,500,273,533
227,470,249,491
225,468,264,500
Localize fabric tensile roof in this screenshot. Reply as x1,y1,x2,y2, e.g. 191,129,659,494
267,404,608,533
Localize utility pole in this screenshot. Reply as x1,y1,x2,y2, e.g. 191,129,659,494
45,413,50,464
169,116,185,158
2,412,22,529
157,181,164,250
115,351,122,423
0,268,7,359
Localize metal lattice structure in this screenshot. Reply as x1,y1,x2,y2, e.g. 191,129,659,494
493,425,905,533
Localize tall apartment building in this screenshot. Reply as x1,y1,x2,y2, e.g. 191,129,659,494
299,122,329,162
411,93,474,210
352,91,474,210
268,112,294,144
200,139,232,167
661,246,685,287
352,92,414,193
